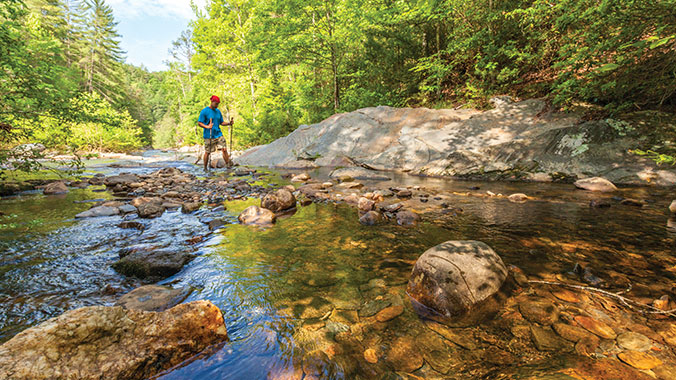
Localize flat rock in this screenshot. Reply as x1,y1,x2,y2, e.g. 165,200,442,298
530,325,571,352
425,321,477,350
181,202,201,213
574,177,618,192
104,174,139,187
75,206,119,218
616,332,652,352
329,167,391,181
553,322,592,342
275,159,319,170
0,301,228,380
112,250,196,279
618,350,663,370
574,315,617,339
508,193,528,203
117,204,137,214
519,298,559,325
385,337,424,373
115,285,191,312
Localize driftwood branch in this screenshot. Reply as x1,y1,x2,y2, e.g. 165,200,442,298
528,280,676,318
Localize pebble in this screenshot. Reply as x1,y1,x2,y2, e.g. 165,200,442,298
375,305,404,322
363,348,378,364
551,289,581,303
553,322,591,342
574,315,617,339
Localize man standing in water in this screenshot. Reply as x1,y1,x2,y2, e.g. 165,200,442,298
198,95,234,171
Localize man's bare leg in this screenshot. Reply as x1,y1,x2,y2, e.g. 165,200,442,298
204,151,210,172
221,148,232,167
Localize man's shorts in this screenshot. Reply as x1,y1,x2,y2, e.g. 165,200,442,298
204,136,227,153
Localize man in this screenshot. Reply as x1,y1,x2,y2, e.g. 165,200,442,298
198,95,234,171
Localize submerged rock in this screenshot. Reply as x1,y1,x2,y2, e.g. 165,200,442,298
104,174,139,187
0,301,228,380
181,201,201,213
574,177,618,192
115,285,191,312
75,206,119,218
396,210,420,226
238,205,276,225
261,188,297,212
359,211,381,225
43,181,68,195
407,240,508,318
112,250,196,279
508,193,528,203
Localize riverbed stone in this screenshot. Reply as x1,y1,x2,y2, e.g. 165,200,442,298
396,210,420,226
553,322,592,342
104,174,139,187
357,197,375,212
530,325,572,352
0,301,228,380
261,188,297,212
112,250,196,279
407,240,508,318
385,337,424,373
574,315,617,339
519,298,559,325
238,205,276,225
291,173,310,182
330,167,391,181
508,193,528,203
75,206,120,218
375,305,404,322
117,204,137,214
618,351,663,370
425,321,477,350
359,211,381,225
181,202,201,213
137,202,165,218
574,177,618,192
616,332,652,352
670,200,676,214
115,285,191,312
43,181,68,195
117,221,144,230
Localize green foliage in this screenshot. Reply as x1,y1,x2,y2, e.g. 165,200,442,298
632,150,676,166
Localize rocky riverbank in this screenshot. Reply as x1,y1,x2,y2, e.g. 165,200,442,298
2,161,676,379
235,98,676,186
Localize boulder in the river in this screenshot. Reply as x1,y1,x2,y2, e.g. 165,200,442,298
407,240,508,318
112,249,196,279
43,181,68,195
574,177,617,192
238,205,276,226
104,174,139,187
670,200,676,214
115,285,191,312
261,188,297,212
137,202,165,218
210,156,226,169
0,301,228,380
359,211,381,225
75,206,120,218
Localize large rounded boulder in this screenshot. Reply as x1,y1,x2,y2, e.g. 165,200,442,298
261,188,296,212
407,240,508,318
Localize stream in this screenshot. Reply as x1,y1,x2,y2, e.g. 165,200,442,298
1,151,675,379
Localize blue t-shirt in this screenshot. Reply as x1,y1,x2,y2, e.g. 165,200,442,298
198,107,224,139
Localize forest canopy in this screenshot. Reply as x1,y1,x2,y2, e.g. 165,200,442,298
1,0,675,157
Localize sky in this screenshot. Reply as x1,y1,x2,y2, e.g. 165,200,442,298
107,0,207,72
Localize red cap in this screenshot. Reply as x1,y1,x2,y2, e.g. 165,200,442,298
210,95,220,103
